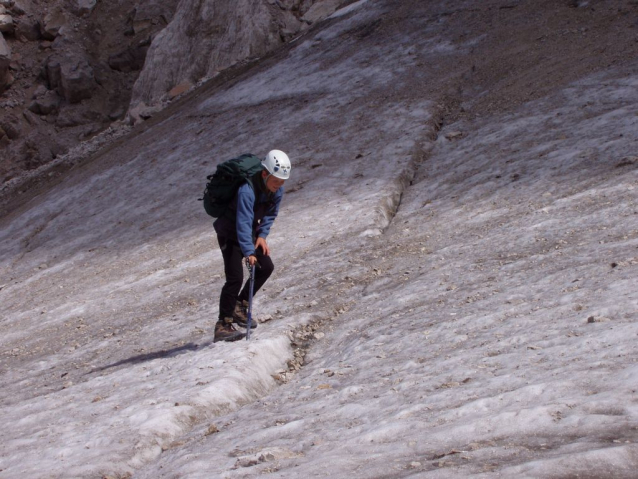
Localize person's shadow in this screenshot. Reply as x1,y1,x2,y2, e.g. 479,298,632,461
88,340,214,374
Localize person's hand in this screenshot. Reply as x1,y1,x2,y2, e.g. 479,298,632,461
255,237,270,256
247,255,258,266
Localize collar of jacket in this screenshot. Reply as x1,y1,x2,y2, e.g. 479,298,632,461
253,170,274,198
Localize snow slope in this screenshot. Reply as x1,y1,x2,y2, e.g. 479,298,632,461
1,0,637,478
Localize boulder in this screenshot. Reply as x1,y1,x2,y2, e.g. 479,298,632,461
31,84,47,97
15,17,40,41
28,89,61,115
0,115,20,139
77,0,97,17
10,3,24,15
45,53,96,103
22,109,39,125
126,101,158,125
0,12,14,34
40,9,66,40
55,107,82,127
61,59,96,103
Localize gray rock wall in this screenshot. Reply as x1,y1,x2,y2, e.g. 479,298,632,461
131,0,281,107
131,0,350,108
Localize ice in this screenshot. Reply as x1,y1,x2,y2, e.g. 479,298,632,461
2,0,638,478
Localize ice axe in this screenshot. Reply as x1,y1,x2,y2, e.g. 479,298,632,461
246,263,255,340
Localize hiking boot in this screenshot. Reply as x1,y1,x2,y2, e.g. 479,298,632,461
233,300,257,329
213,319,246,342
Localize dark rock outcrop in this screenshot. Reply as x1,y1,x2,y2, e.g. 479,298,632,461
28,88,61,115
108,39,150,73
0,31,11,93
45,53,97,103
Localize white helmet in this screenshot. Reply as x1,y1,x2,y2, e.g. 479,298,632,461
262,150,291,180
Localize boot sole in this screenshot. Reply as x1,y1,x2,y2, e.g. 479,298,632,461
235,322,257,329
213,332,246,342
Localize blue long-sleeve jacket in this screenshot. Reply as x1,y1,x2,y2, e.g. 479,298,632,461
213,177,283,257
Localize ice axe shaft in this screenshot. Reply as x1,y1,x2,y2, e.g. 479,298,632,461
246,264,255,340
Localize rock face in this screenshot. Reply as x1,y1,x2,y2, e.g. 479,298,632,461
131,0,282,107
0,0,350,185
131,0,351,108
0,0,181,184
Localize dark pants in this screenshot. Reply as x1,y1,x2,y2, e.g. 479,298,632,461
217,235,274,322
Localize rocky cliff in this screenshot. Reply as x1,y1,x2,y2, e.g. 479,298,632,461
0,0,179,184
0,0,349,187
130,0,346,110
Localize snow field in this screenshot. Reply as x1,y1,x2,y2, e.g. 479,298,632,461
1,0,637,477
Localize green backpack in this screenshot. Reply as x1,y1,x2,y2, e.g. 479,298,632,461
201,154,263,218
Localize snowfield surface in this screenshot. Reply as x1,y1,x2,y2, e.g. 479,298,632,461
1,1,638,478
